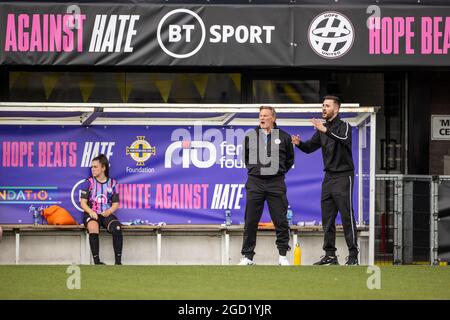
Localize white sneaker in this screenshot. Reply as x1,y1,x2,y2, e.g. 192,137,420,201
278,255,290,266
238,257,255,265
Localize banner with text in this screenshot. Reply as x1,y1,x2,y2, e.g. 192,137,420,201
0,125,363,225
0,3,449,66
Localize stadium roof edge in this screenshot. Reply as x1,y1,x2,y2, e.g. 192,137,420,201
0,103,379,126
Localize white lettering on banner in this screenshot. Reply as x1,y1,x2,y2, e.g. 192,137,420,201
169,24,195,42
157,9,206,59
209,25,275,44
210,184,244,209
219,141,244,169
165,125,247,169
164,141,216,168
80,142,115,167
157,8,276,59
88,14,139,52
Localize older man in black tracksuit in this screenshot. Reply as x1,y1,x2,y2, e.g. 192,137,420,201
239,106,294,266
292,96,359,265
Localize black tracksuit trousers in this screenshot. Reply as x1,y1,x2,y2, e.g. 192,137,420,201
321,173,358,257
241,175,291,260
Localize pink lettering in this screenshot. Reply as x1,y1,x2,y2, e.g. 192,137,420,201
30,14,42,52
136,184,144,209
62,15,74,52
2,141,10,167
370,17,415,55
69,142,77,167
155,184,163,209
445,17,450,54
46,142,54,167
422,17,433,54
164,184,171,209
172,184,179,209
144,185,151,209
369,17,380,54
421,16,450,54
43,14,49,52
382,18,393,54
77,15,86,52
49,15,61,52
123,184,132,209
184,184,192,208
38,142,46,167
434,17,443,54
393,17,404,54
4,14,85,53
202,184,208,209
1,141,34,167
405,17,415,54
5,14,17,51
18,14,29,51
11,142,19,167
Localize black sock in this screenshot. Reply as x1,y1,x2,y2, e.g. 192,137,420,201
113,233,123,263
89,233,100,264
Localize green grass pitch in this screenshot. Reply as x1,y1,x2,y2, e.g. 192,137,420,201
1,265,449,300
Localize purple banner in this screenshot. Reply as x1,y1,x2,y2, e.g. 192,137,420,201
0,124,361,225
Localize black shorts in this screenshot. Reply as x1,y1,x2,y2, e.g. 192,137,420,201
83,212,121,233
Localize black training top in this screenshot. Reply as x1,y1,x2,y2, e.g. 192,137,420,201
244,125,295,178
297,115,354,175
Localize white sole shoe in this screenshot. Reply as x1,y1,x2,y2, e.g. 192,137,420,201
238,257,255,265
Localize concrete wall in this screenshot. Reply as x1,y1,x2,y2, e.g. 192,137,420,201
0,230,369,265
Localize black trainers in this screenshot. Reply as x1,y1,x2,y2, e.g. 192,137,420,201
115,262,122,265
94,261,105,265
313,255,339,265
345,256,359,265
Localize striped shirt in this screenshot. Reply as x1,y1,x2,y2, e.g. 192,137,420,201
80,177,119,214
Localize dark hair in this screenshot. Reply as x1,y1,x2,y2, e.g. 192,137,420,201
259,105,276,118
322,95,341,108
92,154,110,178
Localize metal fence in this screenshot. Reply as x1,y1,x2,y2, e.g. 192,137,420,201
375,175,442,265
